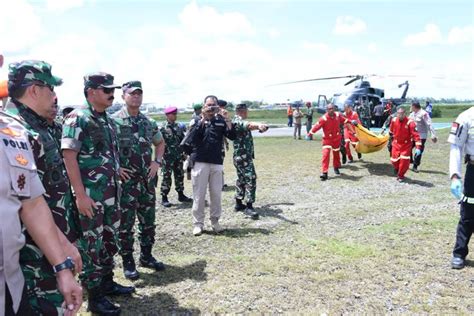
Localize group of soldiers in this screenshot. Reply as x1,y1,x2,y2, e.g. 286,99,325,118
0,59,269,316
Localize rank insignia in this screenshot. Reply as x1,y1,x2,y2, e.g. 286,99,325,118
15,154,28,166
0,127,21,137
17,174,26,190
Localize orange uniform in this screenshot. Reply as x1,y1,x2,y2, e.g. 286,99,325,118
389,116,422,179
309,112,348,173
343,110,360,161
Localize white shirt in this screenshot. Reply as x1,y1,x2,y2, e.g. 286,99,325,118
448,107,474,179
409,109,436,139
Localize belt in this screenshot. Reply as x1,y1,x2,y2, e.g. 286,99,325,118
462,195,474,204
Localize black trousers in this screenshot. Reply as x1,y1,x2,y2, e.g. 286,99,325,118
453,163,474,258
5,283,33,316
412,139,427,167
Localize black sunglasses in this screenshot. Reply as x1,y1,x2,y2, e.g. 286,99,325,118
34,83,54,92
101,87,115,94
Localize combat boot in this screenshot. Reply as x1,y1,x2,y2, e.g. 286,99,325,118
140,246,166,271
177,191,192,203
357,153,362,160
102,273,135,296
87,286,121,315
334,168,341,175
320,173,328,181
122,255,139,280
244,202,259,220
234,198,246,212
161,194,172,208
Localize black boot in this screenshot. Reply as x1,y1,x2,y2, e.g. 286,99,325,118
320,173,328,181
234,198,246,212
177,191,192,203
122,255,139,280
87,286,121,315
342,154,347,164
334,168,340,175
161,194,171,208
357,152,362,160
244,202,259,220
140,246,165,271
102,273,135,296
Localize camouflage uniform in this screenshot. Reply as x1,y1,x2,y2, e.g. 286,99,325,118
160,120,186,196
232,114,257,203
6,60,78,315
112,106,162,257
61,101,121,290
356,102,371,129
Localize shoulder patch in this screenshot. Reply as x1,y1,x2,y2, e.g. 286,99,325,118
450,122,460,135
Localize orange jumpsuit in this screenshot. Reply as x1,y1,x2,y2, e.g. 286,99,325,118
343,110,360,160
389,116,422,179
309,112,348,173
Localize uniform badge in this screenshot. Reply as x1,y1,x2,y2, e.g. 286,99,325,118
0,127,21,137
450,122,460,135
15,154,28,166
17,174,26,190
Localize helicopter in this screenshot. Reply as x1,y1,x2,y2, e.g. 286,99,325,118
270,74,411,125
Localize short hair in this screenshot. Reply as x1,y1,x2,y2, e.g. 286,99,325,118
8,85,27,100
204,95,218,104
412,102,421,109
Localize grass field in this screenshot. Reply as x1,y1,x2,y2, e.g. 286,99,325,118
83,127,474,314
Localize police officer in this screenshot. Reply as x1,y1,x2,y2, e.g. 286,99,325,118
448,106,474,269
113,81,166,281
160,106,192,207
232,103,268,220
62,72,134,315
0,111,83,316
5,60,82,315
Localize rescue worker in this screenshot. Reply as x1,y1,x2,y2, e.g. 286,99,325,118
112,81,166,281
232,103,269,220
62,72,134,315
160,106,192,207
388,106,422,182
409,101,437,172
308,103,348,181
448,106,474,269
5,60,82,315
305,101,314,140
343,103,362,163
287,104,293,127
0,110,83,316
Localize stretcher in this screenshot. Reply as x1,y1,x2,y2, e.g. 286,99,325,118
354,124,389,153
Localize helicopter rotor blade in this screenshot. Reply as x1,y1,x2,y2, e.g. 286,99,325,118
267,75,358,87
344,76,362,86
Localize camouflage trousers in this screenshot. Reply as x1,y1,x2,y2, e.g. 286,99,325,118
119,175,157,257
77,195,120,290
20,240,63,316
233,157,257,204
160,159,184,195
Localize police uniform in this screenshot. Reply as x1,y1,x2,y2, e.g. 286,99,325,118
5,60,78,315
113,80,165,279
62,72,132,314
0,111,44,315
448,107,474,266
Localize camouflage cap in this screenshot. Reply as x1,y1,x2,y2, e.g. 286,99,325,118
84,72,120,89
122,80,143,94
235,103,247,110
8,60,63,88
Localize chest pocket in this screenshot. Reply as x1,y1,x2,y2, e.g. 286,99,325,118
42,137,66,186
88,119,107,156
2,136,36,197
119,125,133,157
143,121,153,141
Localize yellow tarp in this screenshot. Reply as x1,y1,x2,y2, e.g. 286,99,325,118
354,124,389,154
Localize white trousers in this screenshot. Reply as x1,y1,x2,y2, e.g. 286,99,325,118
191,162,223,228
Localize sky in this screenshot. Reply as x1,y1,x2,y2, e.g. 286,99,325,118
1,0,473,107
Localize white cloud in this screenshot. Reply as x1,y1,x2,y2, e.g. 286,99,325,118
0,0,42,53
333,16,367,35
403,23,442,46
46,0,85,12
302,41,329,53
178,0,255,38
447,25,474,44
367,43,377,53
267,28,280,39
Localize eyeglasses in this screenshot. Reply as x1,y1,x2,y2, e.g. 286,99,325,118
101,87,115,94
35,83,54,92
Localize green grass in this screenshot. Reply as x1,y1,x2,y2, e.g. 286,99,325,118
79,128,474,314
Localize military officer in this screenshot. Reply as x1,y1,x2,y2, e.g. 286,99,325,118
62,72,134,315
232,103,269,220
5,60,82,315
305,101,314,140
112,81,166,280
355,100,371,129
0,111,83,316
160,106,192,207
448,106,474,269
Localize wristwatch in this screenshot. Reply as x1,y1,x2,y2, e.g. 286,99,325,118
53,257,75,274
155,158,162,165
